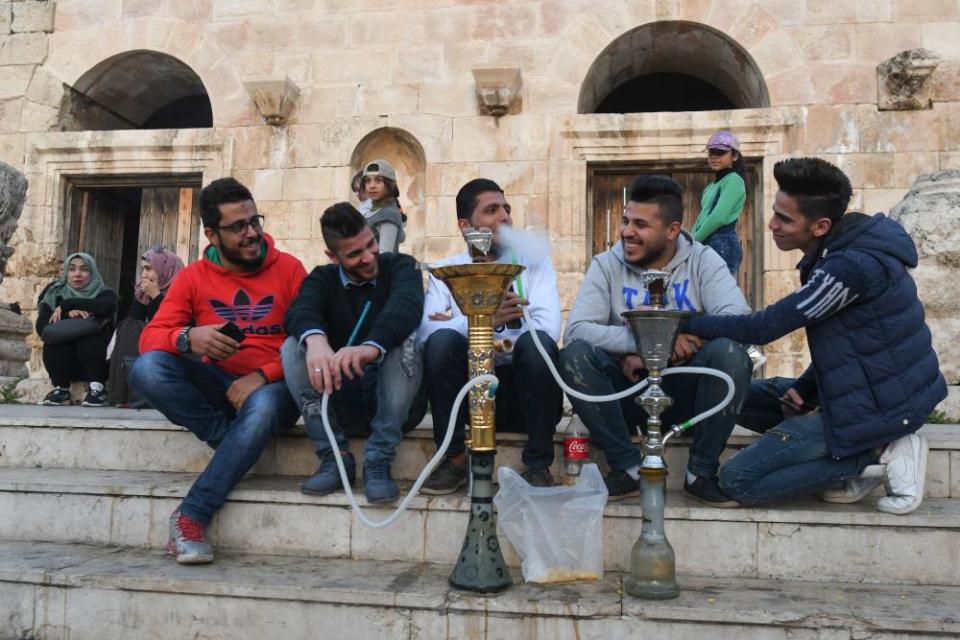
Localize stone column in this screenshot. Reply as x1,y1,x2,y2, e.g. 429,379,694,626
0,162,31,390
889,170,960,417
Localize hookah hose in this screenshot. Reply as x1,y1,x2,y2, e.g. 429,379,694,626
316,304,497,528
518,307,736,437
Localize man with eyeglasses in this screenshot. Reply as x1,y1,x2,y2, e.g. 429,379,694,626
131,177,307,564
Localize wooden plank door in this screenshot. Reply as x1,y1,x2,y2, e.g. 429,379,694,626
72,190,127,294
138,186,201,265
591,165,762,306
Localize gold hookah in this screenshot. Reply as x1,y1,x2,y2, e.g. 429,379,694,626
429,227,522,592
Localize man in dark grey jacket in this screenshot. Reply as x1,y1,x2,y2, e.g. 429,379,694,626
282,203,424,505
560,175,753,504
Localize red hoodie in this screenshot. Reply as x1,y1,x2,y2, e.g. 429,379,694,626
139,234,307,382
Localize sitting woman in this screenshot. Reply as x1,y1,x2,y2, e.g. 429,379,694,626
37,253,117,407
106,246,184,405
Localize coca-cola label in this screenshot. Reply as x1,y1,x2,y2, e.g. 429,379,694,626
564,436,589,460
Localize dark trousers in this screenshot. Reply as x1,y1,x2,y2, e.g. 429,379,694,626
423,329,563,469
42,333,109,387
559,338,752,477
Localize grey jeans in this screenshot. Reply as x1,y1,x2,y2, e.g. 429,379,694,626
281,335,424,466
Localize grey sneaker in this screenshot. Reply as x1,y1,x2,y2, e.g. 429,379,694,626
166,511,214,564
520,466,553,487
821,464,885,504
421,457,468,495
40,388,71,406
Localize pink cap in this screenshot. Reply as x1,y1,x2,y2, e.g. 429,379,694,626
705,130,740,151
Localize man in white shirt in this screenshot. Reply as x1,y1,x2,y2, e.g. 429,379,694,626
419,179,563,492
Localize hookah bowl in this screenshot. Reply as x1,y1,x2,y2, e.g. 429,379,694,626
430,260,524,593
620,304,690,600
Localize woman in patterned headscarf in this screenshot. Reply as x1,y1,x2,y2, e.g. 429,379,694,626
107,246,184,406
36,252,117,407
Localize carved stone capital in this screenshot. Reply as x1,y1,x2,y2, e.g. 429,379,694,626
471,67,522,117
243,76,301,125
878,48,940,111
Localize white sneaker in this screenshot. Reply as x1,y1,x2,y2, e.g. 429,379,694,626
745,345,766,372
876,434,928,515
821,464,885,504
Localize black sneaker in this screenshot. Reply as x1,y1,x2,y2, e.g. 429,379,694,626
421,457,467,495
520,466,553,487
604,469,641,501
81,387,109,407
40,388,71,406
684,475,739,508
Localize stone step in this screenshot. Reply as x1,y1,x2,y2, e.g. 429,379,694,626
0,467,958,587
1,404,958,497
2,539,958,640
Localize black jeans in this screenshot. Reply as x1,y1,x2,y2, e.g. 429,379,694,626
42,333,109,387
422,328,563,469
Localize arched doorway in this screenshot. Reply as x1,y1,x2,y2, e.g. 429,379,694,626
59,50,213,131
580,22,769,305
349,128,427,257
578,21,770,114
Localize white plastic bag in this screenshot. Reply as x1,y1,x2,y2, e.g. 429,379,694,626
494,463,608,584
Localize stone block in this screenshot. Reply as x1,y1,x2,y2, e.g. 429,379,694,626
0,582,36,639
953,451,960,497
215,501,352,558
862,187,909,214
858,106,943,153
758,0,807,26
932,61,960,102
757,522,960,585
54,0,122,29
0,4,10,35
0,64,31,102
0,133,24,166
253,169,284,202
855,23,925,65
923,22,960,59
356,83,419,117
11,1,55,33
807,0,892,24
123,0,213,21
0,99,23,133
0,31,46,65
810,62,877,105
281,168,334,201
927,449,951,498
764,66,815,106
790,25,853,62
893,0,960,22
802,105,860,153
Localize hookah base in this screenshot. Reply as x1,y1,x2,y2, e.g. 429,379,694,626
448,451,513,593
624,576,681,600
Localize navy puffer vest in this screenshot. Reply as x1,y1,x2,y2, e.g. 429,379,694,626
800,213,946,458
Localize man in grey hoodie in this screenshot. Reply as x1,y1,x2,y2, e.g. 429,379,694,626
559,175,753,505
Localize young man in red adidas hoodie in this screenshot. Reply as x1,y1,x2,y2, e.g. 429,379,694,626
131,178,307,564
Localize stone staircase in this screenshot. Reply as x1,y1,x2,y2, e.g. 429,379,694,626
1,404,959,639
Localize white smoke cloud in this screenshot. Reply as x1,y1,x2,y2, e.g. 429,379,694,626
497,224,551,264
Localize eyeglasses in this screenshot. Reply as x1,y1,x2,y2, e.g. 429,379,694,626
216,214,265,235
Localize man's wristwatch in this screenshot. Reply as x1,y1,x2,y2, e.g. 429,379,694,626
176,326,192,354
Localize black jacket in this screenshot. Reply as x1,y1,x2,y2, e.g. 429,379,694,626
284,252,423,352
36,289,118,335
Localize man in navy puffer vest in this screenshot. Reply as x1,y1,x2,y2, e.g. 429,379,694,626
683,157,946,514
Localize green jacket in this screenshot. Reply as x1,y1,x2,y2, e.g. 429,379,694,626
692,170,746,242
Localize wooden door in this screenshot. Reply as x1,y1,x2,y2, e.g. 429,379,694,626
590,164,762,306
138,186,201,265
66,187,127,293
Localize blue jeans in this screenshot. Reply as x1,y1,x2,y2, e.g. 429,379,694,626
705,224,742,275
422,329,563,469
720,377,879,505
129,351,299,525
559,338,752,477
281,336,425,466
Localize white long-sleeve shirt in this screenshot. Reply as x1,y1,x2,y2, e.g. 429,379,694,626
417,250,562,364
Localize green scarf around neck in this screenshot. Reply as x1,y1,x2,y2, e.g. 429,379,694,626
40,252,110,310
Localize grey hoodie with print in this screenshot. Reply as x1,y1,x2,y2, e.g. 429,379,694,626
564,231,751,355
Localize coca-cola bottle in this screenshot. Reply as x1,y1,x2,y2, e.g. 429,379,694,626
563,420,590,486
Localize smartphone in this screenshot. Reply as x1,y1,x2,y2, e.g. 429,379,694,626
777,395,817,413
218,321,246,343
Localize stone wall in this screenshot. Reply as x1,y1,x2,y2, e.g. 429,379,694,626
0,0,957,391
